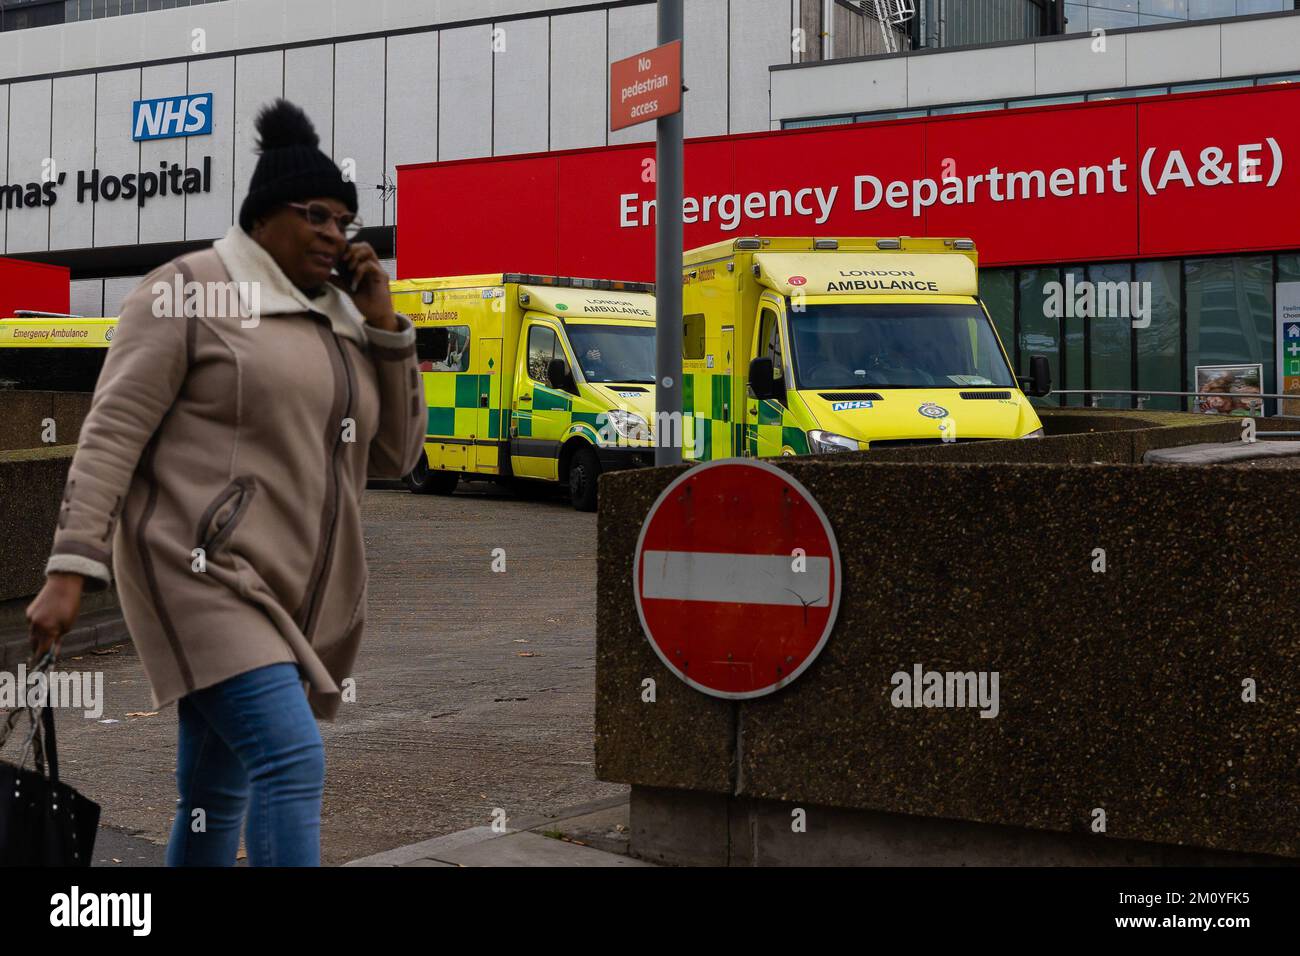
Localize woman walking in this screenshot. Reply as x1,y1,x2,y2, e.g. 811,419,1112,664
24,100,426,866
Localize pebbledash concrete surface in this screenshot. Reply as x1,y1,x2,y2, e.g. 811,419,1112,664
595,410,1300,866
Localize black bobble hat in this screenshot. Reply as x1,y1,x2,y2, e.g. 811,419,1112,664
238,98,357,232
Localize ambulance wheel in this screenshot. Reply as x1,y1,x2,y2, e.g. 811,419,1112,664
405,456,458,495
568,447,601,512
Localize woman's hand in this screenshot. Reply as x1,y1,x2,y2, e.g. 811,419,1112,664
26,572,85,658
333,241,398,332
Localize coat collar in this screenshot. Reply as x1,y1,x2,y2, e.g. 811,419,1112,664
212,225,368,346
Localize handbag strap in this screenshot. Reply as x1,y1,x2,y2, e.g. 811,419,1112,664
36,704,59,788
0,705,26,751
0,650,57,772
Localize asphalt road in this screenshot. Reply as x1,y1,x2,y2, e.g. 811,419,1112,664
43,480,627,866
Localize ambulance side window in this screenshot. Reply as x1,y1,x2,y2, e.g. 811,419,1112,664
527,325,558,385
416,325,470,373
683,313,705,360
758,308,785,384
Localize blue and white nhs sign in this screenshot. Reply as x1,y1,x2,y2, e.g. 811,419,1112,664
131,94,213,142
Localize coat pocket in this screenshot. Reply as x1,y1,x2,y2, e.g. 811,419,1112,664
195,476,257,555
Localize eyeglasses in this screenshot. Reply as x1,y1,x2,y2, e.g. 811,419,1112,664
285,201,363,238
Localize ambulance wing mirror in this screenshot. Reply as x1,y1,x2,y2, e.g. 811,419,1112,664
749,357,778,400
547,357,578,394
1018,355,1052,398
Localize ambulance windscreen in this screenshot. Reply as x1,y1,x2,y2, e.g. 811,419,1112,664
787,303,1015,390
567,325,655,384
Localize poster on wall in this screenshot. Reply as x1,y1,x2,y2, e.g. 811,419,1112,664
1194,364,1263,417
1276,282,1300,417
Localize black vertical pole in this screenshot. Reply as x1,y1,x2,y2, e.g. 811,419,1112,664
656,0,684,465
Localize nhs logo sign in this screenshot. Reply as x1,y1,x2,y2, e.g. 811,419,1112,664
132,94,213,142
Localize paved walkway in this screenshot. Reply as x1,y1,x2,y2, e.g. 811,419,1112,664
346,794,654,867
11,483,626,866
1144,438,1300,464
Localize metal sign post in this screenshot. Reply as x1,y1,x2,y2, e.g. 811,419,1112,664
608,5,684,465
655,1,684,465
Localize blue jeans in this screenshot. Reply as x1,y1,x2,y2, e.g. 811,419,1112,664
165,662,325,867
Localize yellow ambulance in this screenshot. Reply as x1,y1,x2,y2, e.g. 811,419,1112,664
389,273,658,510
0,315,116,392
678,236,1049,459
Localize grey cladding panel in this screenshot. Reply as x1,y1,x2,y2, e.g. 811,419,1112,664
684,0,729,137
185,57,235,242
729,0,792,134
607,3,658,146
6,80,53,254
139,63,189,246
549,11,607,151
493,17,550,156
285,45,335,152
334,39,387,225
49,74,96,252
0,85,7,253
104,274,145,318
234,50,285,229
385,31,439,228
439,25,494,161
69,279,105,318
92,70,142,249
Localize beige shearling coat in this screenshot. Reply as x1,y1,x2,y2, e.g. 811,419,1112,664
45,225,427,719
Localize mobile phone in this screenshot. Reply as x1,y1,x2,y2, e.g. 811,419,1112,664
335,239,357,289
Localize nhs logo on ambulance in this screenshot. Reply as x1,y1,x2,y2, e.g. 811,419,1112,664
132,94,213,142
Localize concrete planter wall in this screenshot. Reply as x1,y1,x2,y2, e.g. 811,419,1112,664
595,410,1298,864
0,445,74,603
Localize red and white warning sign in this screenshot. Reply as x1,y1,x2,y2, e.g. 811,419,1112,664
633,459,841,699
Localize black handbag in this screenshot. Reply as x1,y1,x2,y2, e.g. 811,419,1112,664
0,655,101,866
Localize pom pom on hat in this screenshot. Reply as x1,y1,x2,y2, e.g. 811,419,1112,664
238,98,356,232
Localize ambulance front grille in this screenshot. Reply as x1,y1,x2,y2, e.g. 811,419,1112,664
818,392,883,401
959,391,1012,400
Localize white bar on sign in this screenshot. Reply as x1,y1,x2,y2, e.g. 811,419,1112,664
640,550,831,607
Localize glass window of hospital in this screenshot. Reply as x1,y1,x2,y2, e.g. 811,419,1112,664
1019,268,1062,407
1184,255,1274,409
1087,262,1135,408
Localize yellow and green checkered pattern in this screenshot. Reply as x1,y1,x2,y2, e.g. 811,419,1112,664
682,371,740,461
511,386,604,440
425,372,500,440
683,371,810,459
746,398,811,457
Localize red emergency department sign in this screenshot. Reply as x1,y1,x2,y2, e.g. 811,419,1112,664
398,84,1300,281
633,459,841,699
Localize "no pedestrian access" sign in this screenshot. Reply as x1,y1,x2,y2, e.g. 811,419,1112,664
633,459,841,699
609,40,682,132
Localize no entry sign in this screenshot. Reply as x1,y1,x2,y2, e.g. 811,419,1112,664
633,459,841,699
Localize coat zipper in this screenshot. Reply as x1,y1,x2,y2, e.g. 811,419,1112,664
300,331,356,640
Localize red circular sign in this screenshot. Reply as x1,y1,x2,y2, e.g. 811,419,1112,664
788,275,807,286
633,459,841,699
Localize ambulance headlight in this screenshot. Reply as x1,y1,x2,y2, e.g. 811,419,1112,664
603,409,651,442
1020,428,1045,439
808,430,860,453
